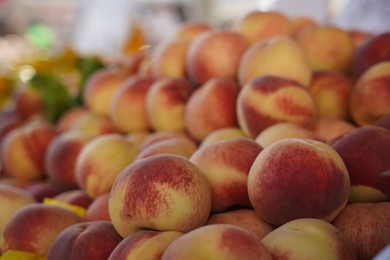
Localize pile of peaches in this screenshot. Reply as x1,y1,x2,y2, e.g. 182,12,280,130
0,10,389,260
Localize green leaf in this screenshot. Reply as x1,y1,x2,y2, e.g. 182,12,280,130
29,72,77,124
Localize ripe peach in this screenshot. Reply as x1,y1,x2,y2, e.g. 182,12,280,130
308,70,353,120
24,180,66,202
238,36,312,87
329,126,390,202
146,77,195,131
231,10,292,44
162,224,273,260
173,22,213,41
255,122,322,148
248,138,350,226
68,110,120,135
291,16,318,36
109,76,154,133
237,76,317,138
206,209,274,241
53,189,93,209
1,204,83,256
312,117,357,142
0,120,57,181
83,68,127,117
108,230,183,260
138,130,194,151
86,193,110,221
45,131,95,189
186,30,249,85
0,110,23,144
184,78,240,141
190,137,263,212
46,221,122,260
199,127,247,149
349,61,390,126
76,133,138,199
109,154,212,238
333,202,390,260
296,26,354,73
12,83,44,119
375,114,390,131
56,107,90,133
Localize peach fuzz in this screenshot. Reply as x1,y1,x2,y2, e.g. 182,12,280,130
108,230,183,260
312,117,356,142
199,127,247,149
262,218,357,259
1,203,83,256
349,61,390,126
76,133,138,199
173,22,213,41
308,70,353,120
0,120,57,181
329,126,390,203
0,184,35,233
190,137,263,212
82,68,127,117
146,77,195,131
184,77,240,142
332,202,390,260
109,154,212,238
162,224,273,260
46,221,122,260
236,75,317,138
254,122,322,148
238,36,312,87
295,25,354,73
45,131,95,189
109,76,154,133
86,193,110,221
186,30,249,85
135,137,198,161
248,138,350,226
150,38,190,78
206,209,274,241
231,10,292,44
352,32,390,78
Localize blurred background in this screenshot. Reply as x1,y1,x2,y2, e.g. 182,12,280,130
0,0,389,78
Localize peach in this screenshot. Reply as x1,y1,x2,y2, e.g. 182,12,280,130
190,137,263,212
24,180,66,202
0,184,35,233
0,110,23,144
199,127,247,148
136,52,153,78
108,230,183,260
53,189,93,209
231,10,292,44
76,133,138,199
238,36,312,87
46,221,122,260
349,61,390,126
146,77,195,131
151,38,190,78
262,218,357,259
329,126,390,202
353,32,390,77
12,82,44,119
0,120,57,181
135,137,198,161
173,21,213,41
348,30,372,51
312,117,357,142
109,154,212,238
375,114,390,130
125,130,150,152
82,68,127,117
45,131,95,189
248,138,350,226
184,77,240,141
236,76,317,138
109,76,154,133
162,224,273,260
56,107,90,133
138,130,194,151
255,122,322,148
296,25,354,73
186,30,249,85
1,203,83,256
206,209,274,241
86,193,110,221
68,110,120,135
333,202,390,260
308,70,353,120
291,16,318,36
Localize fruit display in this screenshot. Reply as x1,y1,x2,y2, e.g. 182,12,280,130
0,8,390,260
